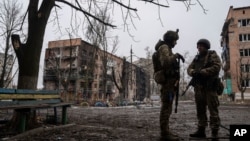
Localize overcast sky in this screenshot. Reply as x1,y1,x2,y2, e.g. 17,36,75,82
42,0,249,58
37,0,249,88
110,0,249,59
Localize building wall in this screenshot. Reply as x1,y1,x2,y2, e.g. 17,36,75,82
133,58,155,97
44,38,81,92
43,38,148,103
221,6,250,99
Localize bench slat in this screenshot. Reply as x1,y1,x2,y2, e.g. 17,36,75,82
0,102,72,110
0,88,72,133
0,88,59,94
0,104,51,110
15,89,58,94
0,94,60,100
0,99,62,107
50,102,72,107
0,88,16,93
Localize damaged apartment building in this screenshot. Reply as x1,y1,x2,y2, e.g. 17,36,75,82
221,6,250,100
43,38,150,103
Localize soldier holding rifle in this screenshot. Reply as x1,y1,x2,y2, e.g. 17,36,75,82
153,29,184,141
187,39,222,139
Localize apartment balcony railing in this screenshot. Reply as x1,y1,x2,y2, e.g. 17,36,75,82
43,75,57,81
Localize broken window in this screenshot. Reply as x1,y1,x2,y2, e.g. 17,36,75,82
239,34,242,41
241,79,250,87
238,19,250,27
244,49,249,56
239,34,250,42
240,49,244,56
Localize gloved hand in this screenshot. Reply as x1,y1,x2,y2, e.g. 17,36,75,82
174,53,185,63
191,70,201,78
199,69,208,76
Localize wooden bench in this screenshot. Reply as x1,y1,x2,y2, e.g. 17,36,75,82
0,88,72,133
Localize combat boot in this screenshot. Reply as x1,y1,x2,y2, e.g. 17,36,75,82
168,130,178,137
211,129,219,141
189,127,206,138
160,134,179,141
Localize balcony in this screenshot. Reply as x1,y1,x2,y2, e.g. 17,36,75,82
43,75,57,81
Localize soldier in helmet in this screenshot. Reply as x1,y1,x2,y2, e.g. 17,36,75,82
187,39,222,139
153,29,184,141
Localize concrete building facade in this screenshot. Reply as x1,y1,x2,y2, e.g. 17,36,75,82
221,6,250,100
43,38,149,104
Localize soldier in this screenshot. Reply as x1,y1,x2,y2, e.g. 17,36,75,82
153,29,184,141
187,39,222,139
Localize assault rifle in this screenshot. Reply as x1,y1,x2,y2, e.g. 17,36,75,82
181,78,195,96
174,59,180,113
174,55,185,113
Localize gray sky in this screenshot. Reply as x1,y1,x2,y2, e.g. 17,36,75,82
37,0,249,88
110,0,249,59
43,0,250,58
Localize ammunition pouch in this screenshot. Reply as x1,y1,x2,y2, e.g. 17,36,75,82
191,76,206,86
165,70,178,77
154,70,166,84
214,77,224,95
154,68,178,84
192,77,224,95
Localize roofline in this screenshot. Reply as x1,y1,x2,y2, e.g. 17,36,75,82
226,5,250,19
48,38,125,61
232,6,250,10
48,38,82,44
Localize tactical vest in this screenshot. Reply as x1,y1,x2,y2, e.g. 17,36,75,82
193,50,224,95
152,51,162,73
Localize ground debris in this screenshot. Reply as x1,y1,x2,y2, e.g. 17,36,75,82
1,101,249,141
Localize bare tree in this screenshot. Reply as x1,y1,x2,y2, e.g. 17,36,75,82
8,0,205,130
112,57,129,104
45,32,77,101
11,0,205,90
235,57,250,102
85,5,119,100
0,0,22,88
180,51,190,91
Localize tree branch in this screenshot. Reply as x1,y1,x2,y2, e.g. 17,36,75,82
55,0,116,28
112,67,122,92
112,0,138,11
139,0,169,8
195,0,208,14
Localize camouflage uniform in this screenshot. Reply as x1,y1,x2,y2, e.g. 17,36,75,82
154,30,183,141
187,47,222,137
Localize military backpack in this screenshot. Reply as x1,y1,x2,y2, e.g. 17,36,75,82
152,50,166,84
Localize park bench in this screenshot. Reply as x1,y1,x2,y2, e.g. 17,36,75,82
0,88,72,133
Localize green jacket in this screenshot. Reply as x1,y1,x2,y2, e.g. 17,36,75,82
155,40,178,78
187,50,222,87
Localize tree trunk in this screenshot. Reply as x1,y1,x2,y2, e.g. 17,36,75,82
241,92,244,102
9,0,55,132
12,0,54,89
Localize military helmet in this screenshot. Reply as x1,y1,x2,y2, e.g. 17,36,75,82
163,29,179,43
197,38,210,49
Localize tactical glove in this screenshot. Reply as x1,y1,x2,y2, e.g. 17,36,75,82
174,53,185,63
191,70,202,78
